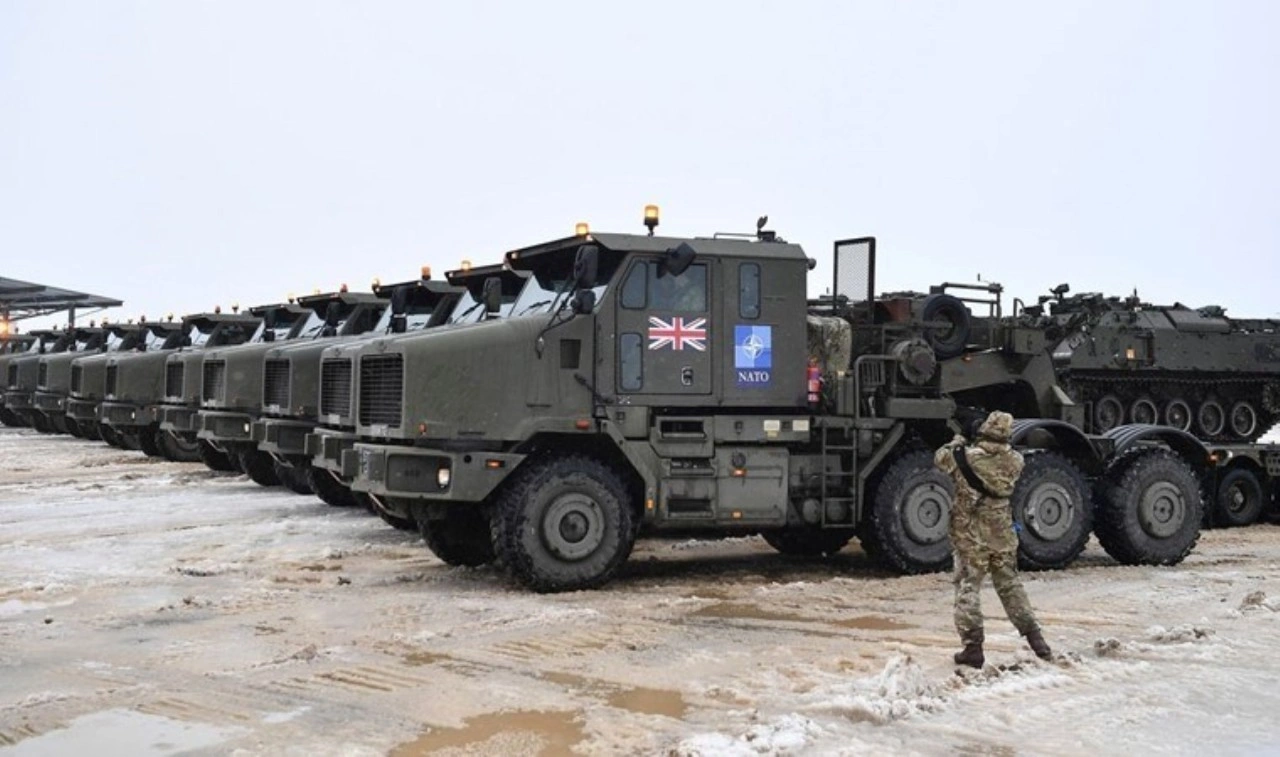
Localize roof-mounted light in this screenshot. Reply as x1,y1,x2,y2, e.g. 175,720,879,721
460,259,472,272
575,222,590,237
643,204,659,236
421,265,432,280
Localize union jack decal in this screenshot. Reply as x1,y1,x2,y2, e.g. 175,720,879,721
648,316,707,351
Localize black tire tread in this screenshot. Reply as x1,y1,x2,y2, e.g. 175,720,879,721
1093,448,1202,566
859,450,954,575
1013,451,1093,571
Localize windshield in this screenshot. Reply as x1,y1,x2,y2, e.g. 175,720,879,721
293,308,354,339
508,275,609,318
73,336,95,352
189,325,215,348
143,330,170,350
251,317,300,343
104,332,127,351
372,302,437,333
446,288,519,325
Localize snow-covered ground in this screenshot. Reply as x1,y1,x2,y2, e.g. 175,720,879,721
2,425,1280,756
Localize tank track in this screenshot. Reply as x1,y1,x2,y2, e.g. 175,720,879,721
1067,372,1280,443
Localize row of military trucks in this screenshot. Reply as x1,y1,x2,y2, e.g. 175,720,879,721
2,211,1278,592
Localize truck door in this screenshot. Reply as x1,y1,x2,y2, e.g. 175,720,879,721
614,258,712,395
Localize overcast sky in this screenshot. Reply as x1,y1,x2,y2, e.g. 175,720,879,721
3,1,1278,331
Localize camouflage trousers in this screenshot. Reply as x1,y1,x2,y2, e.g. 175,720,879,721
951,500,1040,644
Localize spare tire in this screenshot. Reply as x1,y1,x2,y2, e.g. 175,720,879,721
920,294,971,360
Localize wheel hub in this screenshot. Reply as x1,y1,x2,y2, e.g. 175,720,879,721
1227,484,1249,515
1024,482,1074,541
1137,481,1186,539
541,493,605,561
901,483,949,545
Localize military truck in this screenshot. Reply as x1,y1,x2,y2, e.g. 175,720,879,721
6,327,92,432
0,333,39,427
64,320,187,444
99,310,260,461
160,304,304,471
255,271,467,504
343,216,1210,591
305,264,529,527
196,290,386,487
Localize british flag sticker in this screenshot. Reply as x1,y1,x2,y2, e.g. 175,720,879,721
648,316,707,351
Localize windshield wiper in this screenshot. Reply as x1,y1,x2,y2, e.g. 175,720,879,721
517,299,553,316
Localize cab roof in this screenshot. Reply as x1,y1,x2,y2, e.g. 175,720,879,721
505,232,809,270
296,290,382,310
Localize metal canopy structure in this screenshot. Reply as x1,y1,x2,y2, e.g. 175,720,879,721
0,275,122,327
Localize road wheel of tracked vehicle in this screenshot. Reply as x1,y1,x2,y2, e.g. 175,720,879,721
100,423,126,449
1164,399,1192,432
1011,452,1093,570
197,440,238,472
274,462,314,495
859,450,954,574
156,429,201,462
308,467,356,507
1197,399,1226,438
65,417,84,438
1229,401,1258,440
137,429,162,458
239,450,281,486
1130,398,1158,426
920,294,971,360
761,528,853,557
1093,395,1124,433
419,505,497,566
491,456,636,592
366,494,418,532
1093,448,1202,565
1213,468,1265,528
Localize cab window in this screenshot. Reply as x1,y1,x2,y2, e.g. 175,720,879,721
620,261,707,312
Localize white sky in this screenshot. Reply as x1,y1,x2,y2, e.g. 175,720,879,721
3,1,1278,330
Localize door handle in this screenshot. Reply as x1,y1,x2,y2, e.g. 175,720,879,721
681,366,694,387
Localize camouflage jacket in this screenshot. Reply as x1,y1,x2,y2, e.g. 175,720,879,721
933,434,1024,510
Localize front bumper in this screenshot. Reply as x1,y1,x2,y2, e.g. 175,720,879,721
349,442,525,503
33,391,68,416
159,405,199,434
100,401,158,428
306,428,358,477
196,410,256,443
66,398,101,422
4,391,33,411
253,417,314,458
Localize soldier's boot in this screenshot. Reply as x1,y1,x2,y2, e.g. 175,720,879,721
953,632,984,668
1025,630,1052,660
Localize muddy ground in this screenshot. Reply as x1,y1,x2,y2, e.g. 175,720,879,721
2,425,1279,756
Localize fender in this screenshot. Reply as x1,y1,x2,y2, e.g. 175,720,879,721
1010,418,1106,475
1104,424,1212,472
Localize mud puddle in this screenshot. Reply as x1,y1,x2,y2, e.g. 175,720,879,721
391,710,584,756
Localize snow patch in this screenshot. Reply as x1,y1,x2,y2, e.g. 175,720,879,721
672,714,823,756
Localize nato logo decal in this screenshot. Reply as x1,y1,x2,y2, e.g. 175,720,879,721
735,325,772,388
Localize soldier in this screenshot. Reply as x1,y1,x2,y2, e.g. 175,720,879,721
934,410,1052,668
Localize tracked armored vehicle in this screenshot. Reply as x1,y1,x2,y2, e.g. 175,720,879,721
65,320,187,443
196,291,386,486
160,304,302,471
344,213,1211,591
99,310,259,459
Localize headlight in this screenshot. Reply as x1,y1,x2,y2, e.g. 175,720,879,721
437,466,451,489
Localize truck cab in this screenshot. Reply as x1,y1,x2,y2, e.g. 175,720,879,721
65,320,186,443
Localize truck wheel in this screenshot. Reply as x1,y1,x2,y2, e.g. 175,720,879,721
1093,448,1202,565
419,505,497,566
137,429,162,458
860,450,954,574
31,413,52,433
274,462,314,495
308,467,356,507
49,414,69,434
197,440,238,472
762,529,853,557
370,495,418,532
240,450,281,486
81,421,103,442
0,407,23,427
1213,468,1265,527
100,424,127,449
491,456,636,592
157,429,201,462
65,418,84,438
1011,452,1093,570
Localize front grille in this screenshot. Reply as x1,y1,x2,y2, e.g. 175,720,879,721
37,362,47,388
263,359,291,409
166,362,185,399
359,354,403,427
105,365,118,396
71,365,82,394
320,358,353,418
202,360,226,403
6,364,15,389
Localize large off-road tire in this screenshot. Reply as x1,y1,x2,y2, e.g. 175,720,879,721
490,456,636,592
239,449,281,487
1213,468,1266,528
100,423,127,449
80,421,103,442
761,528,853,557
274,462,314,495
0,407,24,427
48,414,69,434
859,450,954,574
920,294,971,360
197,439,238,472
367,494,418,532
137,428,162,458
30,413,52,433
156,429,201,462
65,417,84,438
418,505,497,566
308,467,356,507
1093,448,1202,565
1011,451,1093,571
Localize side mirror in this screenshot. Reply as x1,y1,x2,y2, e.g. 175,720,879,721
390,285,410,315
482,276,503,314
661,242,696,277
262,330,275,342
571,289,596,315
573,245,599,288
